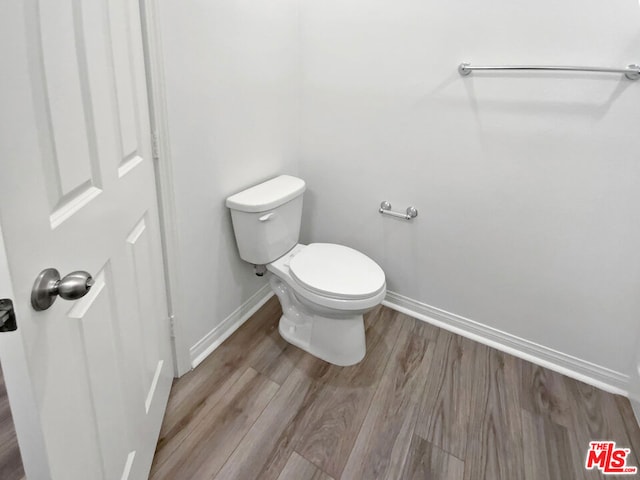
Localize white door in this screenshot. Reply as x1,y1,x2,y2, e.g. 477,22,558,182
0,1,173,479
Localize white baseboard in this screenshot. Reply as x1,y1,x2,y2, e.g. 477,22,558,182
190,284,274,369
383,291,629,396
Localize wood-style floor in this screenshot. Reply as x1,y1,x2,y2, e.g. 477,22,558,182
0,361,25,480
150,297,640,480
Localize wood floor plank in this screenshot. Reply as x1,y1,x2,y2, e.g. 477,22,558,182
0,362,24,480
463,345,525,480
151,298,640,480
156,297,282,445
288,307,407,479
0,433,24,480
614,395,640,462
214,306,403,480
341,316,438,480
400,434,464,480
563,378,640,480
521,408,580,480
520,360,573,428
247,311,306,386
414,330,476,459
276,452,334,480
212,353,330,480
150,367,279,479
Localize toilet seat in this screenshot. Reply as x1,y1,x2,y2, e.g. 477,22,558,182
289,243,386,300
267,243,387,312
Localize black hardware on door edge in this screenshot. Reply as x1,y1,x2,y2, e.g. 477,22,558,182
0,299,17,332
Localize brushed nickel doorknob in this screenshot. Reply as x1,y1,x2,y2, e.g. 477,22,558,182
31,268,94,311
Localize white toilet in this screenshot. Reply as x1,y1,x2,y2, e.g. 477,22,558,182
226,175,386,366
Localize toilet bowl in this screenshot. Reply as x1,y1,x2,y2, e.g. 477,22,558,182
267,243,385,366
226,175,386,366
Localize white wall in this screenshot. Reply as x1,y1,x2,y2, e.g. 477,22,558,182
157,0,299,354
157,0,640,386
298,0,640,377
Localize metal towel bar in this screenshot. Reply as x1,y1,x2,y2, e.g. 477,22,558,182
458,62,640,80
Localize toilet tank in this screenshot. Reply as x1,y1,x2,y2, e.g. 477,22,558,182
226,175,306,265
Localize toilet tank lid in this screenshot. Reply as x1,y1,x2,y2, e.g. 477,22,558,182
226,175,306,213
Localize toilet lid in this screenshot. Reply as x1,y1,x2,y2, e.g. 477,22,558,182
289,243,385,300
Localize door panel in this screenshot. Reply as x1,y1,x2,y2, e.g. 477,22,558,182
70,267,130,480
38,0,101,210
126,216,164,407
109,0,143,169
0,1,173,478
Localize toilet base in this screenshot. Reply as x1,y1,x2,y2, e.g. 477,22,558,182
278,314,365,367
269,273,366,366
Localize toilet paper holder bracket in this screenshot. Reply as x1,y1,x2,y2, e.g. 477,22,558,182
379,201,418,220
